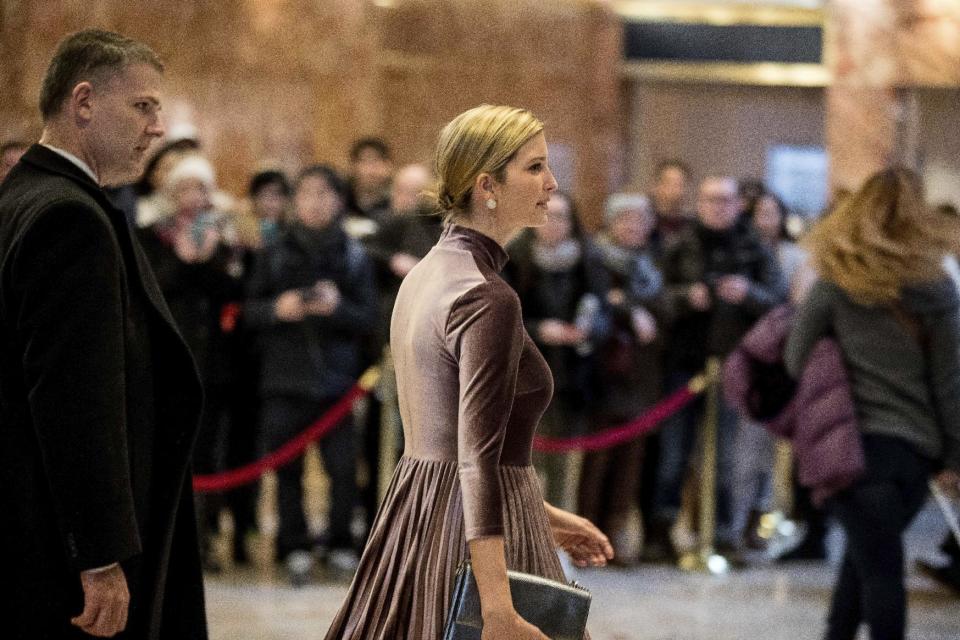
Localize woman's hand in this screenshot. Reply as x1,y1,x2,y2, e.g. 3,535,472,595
481,610,550,640
469,537,549,640
544,502,614,568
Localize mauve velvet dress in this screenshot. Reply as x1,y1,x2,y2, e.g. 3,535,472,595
325,224,576,639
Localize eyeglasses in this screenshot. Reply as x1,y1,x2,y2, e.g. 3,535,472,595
699,194,737,204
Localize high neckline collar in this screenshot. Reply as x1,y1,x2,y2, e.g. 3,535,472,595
441,223,510,272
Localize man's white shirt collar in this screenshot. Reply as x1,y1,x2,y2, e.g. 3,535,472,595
41,143,99,185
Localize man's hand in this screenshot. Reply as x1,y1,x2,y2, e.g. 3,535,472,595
716,275,750,305
687,283,711,311
934,469,960,499
274,290,306,322
71,564,130,637
304,280,341,317
631,306,658,345
389,253,419,278
537,319,586,346
607,288,626,307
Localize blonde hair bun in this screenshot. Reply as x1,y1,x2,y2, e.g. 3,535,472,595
431,105,543,222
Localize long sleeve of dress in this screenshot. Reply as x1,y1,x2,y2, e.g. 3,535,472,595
446,280,525,541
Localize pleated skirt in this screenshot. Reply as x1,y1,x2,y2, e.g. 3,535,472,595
324,456,576,639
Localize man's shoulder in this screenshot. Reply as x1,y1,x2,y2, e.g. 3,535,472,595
0,168,113,257
1,163,105,221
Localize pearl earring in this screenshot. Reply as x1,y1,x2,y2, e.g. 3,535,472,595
486,198,497,210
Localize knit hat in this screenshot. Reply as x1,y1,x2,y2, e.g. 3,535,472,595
604,192,651,226
164,154,216,191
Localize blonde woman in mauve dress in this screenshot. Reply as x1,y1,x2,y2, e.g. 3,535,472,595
325,105,614,640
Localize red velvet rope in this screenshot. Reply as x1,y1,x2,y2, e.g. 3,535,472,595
531,384,699,453
192,369,706,493
192,383,370,494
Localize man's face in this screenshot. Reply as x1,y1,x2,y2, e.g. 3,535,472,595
295,175,341,230
254,183,290,221
611,208,655,250
172,177,211,215
353,147,392,192
534,193,572,247
86,63,165,186
652,166,687,215
389,165,430,216
697,178,740,231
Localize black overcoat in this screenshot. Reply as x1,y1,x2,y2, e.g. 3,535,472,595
0,145,207,639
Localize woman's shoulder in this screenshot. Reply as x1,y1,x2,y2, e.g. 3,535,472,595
902,274,960,315
453,274,521,312
805,277,843,300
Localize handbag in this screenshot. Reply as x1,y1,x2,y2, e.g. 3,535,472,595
442,562,591,640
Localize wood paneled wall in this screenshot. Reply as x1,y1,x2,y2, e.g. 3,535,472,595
0,0,621,228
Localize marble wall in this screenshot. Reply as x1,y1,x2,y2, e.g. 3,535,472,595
624,82,825,195
0,0,622,227
826,0,960,188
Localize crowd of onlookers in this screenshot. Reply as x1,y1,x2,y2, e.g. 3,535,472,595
2,131,957,595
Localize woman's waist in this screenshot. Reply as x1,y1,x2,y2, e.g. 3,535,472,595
397,452,535,468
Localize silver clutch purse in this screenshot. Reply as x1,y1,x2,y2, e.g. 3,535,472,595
442,562,591,640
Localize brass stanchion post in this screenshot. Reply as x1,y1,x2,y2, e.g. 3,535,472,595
761,439,806,558
679,358,729,574
377,348,399,504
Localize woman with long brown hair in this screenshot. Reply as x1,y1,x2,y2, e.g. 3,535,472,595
785,167,960,640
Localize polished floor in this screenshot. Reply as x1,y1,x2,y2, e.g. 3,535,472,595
203,483,960,640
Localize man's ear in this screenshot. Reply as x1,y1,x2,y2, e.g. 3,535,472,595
71,82,94,126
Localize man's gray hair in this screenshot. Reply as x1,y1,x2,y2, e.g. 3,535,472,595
604,192,651,225
39,29,163,121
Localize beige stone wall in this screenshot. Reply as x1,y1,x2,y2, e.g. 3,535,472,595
0,0,622,227
826,0,960,189
624,82,825,194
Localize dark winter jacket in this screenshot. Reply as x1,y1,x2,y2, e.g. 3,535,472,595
505,231,611,413
663,222,788,372
593,235,669,420
137,215,242,386
245,223,378,400
0,145,206,639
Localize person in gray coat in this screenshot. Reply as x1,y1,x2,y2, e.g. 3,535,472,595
785,168,960,640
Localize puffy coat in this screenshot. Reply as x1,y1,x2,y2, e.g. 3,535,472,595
723,304,864,505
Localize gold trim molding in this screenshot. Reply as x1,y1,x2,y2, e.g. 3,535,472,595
622,61,831,87
614,1,824,27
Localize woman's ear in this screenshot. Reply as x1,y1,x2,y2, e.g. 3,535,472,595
475,172,495,198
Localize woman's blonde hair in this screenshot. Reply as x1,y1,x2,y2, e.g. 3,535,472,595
430,105,543,222
804,167,960,305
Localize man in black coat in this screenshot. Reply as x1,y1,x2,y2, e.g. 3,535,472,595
653,176,788,555
0,29,206,639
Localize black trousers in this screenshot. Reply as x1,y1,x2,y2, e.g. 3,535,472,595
193,383,230,554
824,434,932,640
260,395,358,559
